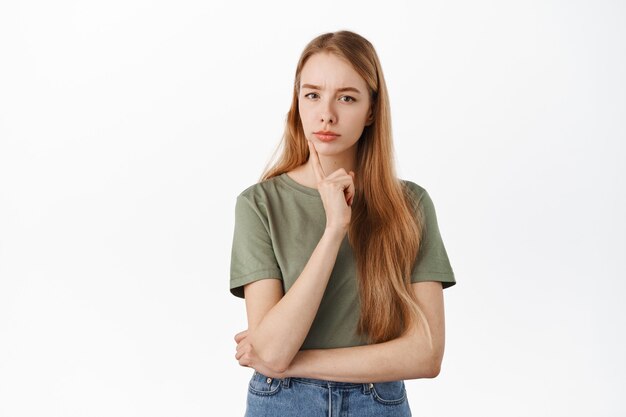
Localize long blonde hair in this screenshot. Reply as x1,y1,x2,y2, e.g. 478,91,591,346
260,30,425,344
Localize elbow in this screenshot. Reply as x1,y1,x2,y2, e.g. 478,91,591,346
425,356,442,378
425,348,444,378
415,332,444,379
409,350,443,379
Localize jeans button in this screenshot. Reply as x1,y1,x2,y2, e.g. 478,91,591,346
267,377,273,384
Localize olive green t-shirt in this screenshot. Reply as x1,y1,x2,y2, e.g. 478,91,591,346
229,172,456,349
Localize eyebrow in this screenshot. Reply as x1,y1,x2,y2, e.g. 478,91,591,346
301,84,362,94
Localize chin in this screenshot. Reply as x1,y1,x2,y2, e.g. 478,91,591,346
317,140,358,153
314,144,345,154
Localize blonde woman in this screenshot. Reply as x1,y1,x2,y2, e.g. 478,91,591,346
230,30,456,417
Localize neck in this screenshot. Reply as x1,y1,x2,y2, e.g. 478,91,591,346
305,148,357,181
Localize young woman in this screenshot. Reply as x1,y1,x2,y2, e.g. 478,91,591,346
229,30,456,417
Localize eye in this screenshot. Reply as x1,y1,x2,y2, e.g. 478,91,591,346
339,96,356,103
304,92,319,99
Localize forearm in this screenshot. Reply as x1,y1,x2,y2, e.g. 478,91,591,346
285,326,441,383
248,227,345,372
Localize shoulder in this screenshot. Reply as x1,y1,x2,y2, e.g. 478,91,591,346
237,175,285,202
399,178,428,203
235,175,291,218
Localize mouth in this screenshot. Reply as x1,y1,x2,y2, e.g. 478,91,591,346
314,131,340,142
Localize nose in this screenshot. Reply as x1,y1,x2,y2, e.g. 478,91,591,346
319,99,336,124
320,113,334,123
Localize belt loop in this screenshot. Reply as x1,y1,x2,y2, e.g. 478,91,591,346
362,382,373,394
282,377,291,388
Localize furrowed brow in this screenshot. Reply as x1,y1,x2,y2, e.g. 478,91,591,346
301,84,362,94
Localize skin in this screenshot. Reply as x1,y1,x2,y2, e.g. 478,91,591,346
287,51,374,189
234,52,446,383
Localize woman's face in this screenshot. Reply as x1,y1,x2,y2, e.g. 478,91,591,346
298,52,373,157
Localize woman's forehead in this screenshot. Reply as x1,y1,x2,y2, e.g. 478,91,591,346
300,52,366,89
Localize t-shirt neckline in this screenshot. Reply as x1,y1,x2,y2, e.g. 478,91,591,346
278,172,321,197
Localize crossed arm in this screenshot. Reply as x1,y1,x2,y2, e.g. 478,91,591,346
234,271,446,383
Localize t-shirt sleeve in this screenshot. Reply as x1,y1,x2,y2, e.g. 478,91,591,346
411,188,456,288
229,194,283,299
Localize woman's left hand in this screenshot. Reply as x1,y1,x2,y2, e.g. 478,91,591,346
234,329,288,379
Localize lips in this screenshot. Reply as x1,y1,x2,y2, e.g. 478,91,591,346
314,131,340,142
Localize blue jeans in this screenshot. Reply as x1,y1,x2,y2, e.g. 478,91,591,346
245,371,412,416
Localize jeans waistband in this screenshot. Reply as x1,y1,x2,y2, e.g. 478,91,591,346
253,371,374,393
282,376,373,393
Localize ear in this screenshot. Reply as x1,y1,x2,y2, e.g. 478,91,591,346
365,109,374,126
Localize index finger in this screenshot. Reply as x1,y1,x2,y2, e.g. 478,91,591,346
307,140,326,181
234,329,248,343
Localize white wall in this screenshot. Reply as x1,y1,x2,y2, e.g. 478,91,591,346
1,1,624,416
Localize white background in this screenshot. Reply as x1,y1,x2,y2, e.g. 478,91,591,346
1,1,625,416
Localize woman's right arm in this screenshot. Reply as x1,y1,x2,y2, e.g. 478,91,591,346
235,140,355,374
239,225,346,374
